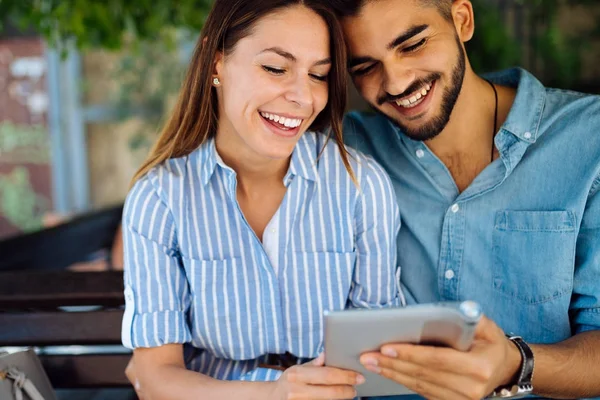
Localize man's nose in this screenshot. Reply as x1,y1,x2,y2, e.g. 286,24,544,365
382,63,417,98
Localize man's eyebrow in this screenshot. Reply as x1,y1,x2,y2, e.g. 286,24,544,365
348,56,375,69
387,24,429,50
260,47,331,66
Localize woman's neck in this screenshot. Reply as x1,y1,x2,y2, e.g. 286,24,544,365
214,131,290,191
214,128,290,240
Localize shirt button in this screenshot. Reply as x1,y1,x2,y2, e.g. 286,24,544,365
416,149,425,158
445,270,455,280
524,131,532,140
271,229,276,233
451,203,460,213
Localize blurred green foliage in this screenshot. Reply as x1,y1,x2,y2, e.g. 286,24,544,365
0,167,48,232
469,0,600,87
1,0,598,86
0,0,212,50
108,35,189,152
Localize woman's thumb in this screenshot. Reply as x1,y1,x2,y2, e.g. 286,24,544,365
311,352,325,366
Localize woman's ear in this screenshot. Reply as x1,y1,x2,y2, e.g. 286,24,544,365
213,50,224,86
203,37,224,86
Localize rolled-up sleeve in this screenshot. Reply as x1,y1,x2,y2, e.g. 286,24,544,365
348,155,401,309
121,172,192,349
571,176,600,333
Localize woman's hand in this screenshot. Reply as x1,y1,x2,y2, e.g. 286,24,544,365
270,353,364,400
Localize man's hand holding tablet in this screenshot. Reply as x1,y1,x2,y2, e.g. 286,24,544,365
324,301,483,397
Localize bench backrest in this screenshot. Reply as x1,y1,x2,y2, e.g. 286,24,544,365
0,205,130,388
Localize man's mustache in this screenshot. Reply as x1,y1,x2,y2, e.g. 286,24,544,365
377,73,441,106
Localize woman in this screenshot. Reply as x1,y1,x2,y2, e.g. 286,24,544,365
121,0,400,398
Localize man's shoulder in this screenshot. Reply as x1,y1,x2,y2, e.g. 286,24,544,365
343,111,397,155
343,110,394,135
540,87,600,149
544,86,600,115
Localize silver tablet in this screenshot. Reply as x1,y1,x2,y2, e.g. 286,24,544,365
324,301,482,397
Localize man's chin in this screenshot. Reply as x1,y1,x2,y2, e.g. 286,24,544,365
390,117,445,142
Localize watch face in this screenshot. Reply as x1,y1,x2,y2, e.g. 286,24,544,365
491,384,533,399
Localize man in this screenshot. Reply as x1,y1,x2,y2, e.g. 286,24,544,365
330,0,600,398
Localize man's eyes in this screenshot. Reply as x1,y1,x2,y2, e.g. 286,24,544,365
403,38,427,53
350,38,428,77
352,64,376,77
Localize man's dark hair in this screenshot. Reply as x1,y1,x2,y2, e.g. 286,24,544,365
328,0,453,21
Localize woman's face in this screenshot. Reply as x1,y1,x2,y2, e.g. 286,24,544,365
214,5,331,161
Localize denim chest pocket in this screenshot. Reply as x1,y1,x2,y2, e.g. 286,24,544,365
492,210,577,304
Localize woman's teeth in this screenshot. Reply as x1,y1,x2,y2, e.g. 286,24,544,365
260,112,303,128
395,83,432,109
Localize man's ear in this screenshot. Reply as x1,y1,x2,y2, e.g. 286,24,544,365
451,0,475,43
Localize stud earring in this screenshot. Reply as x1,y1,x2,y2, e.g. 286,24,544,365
213,77,220,86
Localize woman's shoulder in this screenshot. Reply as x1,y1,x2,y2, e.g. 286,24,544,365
132,155,190,193
124,153,195,219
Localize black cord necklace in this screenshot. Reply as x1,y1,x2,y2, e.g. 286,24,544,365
485,79,498,163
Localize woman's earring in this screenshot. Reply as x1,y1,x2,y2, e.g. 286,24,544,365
213,77,221,86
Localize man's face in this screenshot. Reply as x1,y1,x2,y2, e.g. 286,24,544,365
341,0,466,141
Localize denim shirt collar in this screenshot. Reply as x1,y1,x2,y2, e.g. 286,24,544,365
484,67,547,144
395,68,547,150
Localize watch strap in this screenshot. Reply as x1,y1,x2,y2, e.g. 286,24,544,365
508,335,534,385
487,335,534,398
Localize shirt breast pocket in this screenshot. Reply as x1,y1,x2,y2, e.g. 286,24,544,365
492,210,577,304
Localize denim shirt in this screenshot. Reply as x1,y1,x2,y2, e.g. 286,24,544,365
344,68,600,345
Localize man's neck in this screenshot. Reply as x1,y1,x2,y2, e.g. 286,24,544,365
425,71,516,193
426,72,496,156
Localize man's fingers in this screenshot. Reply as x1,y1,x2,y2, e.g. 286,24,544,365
374,366,469,400
366,343,473,375
362,357,490,400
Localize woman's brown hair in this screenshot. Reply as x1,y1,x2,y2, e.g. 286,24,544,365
131,0,355,184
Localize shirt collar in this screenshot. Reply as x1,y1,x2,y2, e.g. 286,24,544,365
199,138,220,186
483,67,547,143
285,132,319,185
199,134,319,187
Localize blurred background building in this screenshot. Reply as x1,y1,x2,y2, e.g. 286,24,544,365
0,0,599,239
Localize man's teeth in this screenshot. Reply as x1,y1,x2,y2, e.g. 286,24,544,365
260,112,303,128
395,83,432,108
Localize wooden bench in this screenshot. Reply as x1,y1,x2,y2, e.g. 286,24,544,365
0,205,132,392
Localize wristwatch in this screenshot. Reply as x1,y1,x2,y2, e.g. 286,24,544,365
487,334,534,399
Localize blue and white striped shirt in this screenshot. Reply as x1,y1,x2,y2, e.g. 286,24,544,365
121,131,400,382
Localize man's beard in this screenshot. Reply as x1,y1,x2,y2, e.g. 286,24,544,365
377,36,466,142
